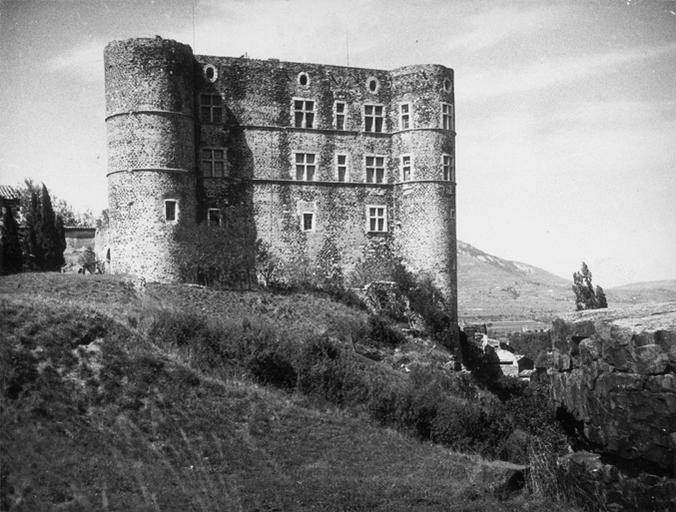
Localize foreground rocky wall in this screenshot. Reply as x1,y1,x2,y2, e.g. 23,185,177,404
547,303,675,473
544,303,676,510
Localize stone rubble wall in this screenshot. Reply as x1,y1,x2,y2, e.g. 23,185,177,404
546,303,676,474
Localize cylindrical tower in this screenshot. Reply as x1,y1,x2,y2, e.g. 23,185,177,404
391,64,457,326
104,37,196,281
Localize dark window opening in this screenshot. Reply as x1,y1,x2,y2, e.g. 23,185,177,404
302,213,314,231
165,200,177,222
207,208,221,226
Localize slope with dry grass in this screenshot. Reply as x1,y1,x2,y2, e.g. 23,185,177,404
1,273,578,511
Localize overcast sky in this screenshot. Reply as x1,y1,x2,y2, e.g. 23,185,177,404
1,0,675,286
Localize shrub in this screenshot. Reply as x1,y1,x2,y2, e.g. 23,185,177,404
366,315,407,348
245,335,297,391
296,335,348,404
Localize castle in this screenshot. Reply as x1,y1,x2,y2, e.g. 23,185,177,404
104,37,457,322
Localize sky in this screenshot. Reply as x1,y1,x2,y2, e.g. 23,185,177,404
1,0,675,286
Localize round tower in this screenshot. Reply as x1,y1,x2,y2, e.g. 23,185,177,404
391,64,457,325
104,37,196,281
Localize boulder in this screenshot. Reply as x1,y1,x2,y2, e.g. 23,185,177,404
548,303,676,473
558,451,676,512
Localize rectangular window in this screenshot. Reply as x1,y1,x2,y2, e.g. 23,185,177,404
442,154,454,181
400,103,411,130
334,101,346,130
207,208,221,226
367,206,387,233
336,153,348,182
164,200,177,222
401,154,412,181
302,212,314,231
293,99,315,128
365,155,385,183
201,148,226,177
364,104,384,133
295,152,316,181
200,93,223,124
441,102,454,131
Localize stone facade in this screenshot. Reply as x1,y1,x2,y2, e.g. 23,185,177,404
104,37,457,323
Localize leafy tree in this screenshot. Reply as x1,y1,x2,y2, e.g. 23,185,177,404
572,262,608,310
1,204,23,273
596,285,608,308
20,181,66,271
22,182,42,269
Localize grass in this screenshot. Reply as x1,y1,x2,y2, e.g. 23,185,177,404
1,273,581,511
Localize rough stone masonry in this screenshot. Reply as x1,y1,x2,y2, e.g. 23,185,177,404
103,36,457,329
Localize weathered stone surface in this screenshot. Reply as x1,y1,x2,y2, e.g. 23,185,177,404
548,303,676,473
558,451,676,512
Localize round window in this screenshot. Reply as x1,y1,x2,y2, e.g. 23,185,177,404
443,78,452,92
203,64,218,83
367,77,380,93
297,72,310,86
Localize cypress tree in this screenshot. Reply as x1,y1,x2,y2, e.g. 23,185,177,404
39,184,64,271
22,184,42,269
1,204,23,274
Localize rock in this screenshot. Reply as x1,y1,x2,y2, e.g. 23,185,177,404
548,303,676,473
558,451,676,512
467,459,528,499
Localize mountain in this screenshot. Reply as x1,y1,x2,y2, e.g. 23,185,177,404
457,240,676,321
607,280,676,305
457,240,573,321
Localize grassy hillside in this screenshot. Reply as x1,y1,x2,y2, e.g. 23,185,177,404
607,279,676,305
457,241,573,321
1,273,577,511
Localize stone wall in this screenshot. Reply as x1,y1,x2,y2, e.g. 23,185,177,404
546,303,676,474
104,37,457,327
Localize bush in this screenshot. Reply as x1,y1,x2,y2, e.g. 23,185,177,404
296,335,349,404
366,315,407,348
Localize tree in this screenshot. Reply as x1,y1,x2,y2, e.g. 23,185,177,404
572,262,608,310
1,204,23,273
20,180,66,271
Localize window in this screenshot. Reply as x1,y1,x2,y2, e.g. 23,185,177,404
297,72,310,87
400,103,411,130
207,208,221,226
367,206,387,232
203,64,218,83
295,153,316,180
336,154,349,182
164,200,178,222
293,99,315,128
302,212,314,231
364,104,384,132
441,154,454,181
441,102,454,131
365,155,385,183
334,101,346,130
200,93,223,123
367,76,380,93
401,154,412,181
201,148,226,177
443,78,452,92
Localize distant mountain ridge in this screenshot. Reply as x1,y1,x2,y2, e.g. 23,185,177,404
456,240,676,321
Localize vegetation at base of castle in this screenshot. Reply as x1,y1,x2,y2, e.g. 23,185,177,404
1,273,583,511
19,181,66,272
572,262,608,311
78,246,102,274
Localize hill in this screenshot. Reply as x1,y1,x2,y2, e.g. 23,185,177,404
607,279,676,305
0,273,575,511
457,240,573,321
